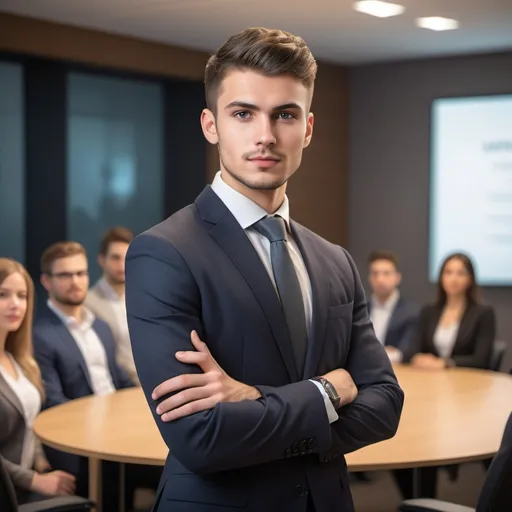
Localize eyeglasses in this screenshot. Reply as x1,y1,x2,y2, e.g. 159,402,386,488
49,270,89,280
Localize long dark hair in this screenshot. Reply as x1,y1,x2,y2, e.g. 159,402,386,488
436,252,479,307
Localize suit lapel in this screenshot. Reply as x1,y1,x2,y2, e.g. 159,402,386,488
0,372,24,419
428,307,444,355
384,299,402,345
292,223,330,379
52,318,94,391
451,304,473,353
196,187,299,382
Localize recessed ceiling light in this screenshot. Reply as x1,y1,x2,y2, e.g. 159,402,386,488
416,16,459,31
353,1,405,18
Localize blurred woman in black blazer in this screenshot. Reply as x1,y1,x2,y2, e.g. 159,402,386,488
395,253,497,499
407,252,496,369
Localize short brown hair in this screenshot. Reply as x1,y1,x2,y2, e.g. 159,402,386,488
368,250,400,271
99,226,133,256
41,241,87,275
204,27,317,112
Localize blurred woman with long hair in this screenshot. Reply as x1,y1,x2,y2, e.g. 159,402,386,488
407,252,496,369
0,258,75,503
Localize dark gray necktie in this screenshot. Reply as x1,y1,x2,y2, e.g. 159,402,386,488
254,216,308,374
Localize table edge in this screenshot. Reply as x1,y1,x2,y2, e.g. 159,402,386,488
35,433,497,470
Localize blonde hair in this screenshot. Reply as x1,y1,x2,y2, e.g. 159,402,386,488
0,258,45,399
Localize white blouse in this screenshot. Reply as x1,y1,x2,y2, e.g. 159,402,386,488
0,353,42,469
433,324,460,359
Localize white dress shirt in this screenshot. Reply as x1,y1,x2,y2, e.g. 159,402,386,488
370,290,400,345
211,171,338,423
370,290,402,363
0,353,41,469
47,300,116,396
433,323,459,359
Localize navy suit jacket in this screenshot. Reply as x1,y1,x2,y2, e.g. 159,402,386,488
33,305,133,474
125,186,404,512
367,296,418,354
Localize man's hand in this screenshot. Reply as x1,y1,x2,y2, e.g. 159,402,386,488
411,353,446,370
152,331,261,422
322,368,358,407
385,346,403,364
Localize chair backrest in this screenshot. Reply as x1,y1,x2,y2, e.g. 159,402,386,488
0,456,19,512
489,340,507,372
476,412,512,511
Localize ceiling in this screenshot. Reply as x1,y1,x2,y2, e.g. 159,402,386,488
1,0,512,64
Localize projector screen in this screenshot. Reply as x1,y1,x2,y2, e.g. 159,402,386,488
430,94,512,286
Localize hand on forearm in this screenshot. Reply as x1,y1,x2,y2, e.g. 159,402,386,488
152,330,261,422
322,368,358,407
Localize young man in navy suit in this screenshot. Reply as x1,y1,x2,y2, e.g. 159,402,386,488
126,27,404,512
366,251,418,364
32,242,140,502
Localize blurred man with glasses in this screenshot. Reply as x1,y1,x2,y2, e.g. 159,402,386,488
33,241,133,499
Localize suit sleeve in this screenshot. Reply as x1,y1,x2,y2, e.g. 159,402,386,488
115,365,134,390
33,331,72,409
2,454,35,491
395,308,419,356
451,307,496,369
402,306,431,363
103,325,134,390
329,249,404,455
125,233,332,475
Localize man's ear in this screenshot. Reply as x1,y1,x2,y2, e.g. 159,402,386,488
40,274,50,292
201,109,219,145
303,112,314,148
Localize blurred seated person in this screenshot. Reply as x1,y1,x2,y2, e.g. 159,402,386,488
406,252,496,369
0,258,75,504
396,252,496,500
32,242,134,497
367,251,418,364
85,227,139,384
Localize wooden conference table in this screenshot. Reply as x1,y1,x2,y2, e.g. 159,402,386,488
34,365,512,510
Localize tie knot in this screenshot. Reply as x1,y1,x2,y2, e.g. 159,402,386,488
253,216,287,243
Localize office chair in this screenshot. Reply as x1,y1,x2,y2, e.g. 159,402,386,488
0,457,94,512
489,340,507,372
399,411,512,512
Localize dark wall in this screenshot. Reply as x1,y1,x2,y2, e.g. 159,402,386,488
0,13,350,246
349,51,512,370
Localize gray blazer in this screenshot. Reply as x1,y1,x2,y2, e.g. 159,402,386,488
0,372,45,491
85,282,139,385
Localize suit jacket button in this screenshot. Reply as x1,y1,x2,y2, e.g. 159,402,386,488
300,440,308,454
292,441,300,454
308,439,315,450
285,448,292,458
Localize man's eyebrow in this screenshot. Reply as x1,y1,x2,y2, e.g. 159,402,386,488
224,101,303,112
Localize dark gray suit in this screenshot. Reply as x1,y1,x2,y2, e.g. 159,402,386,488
126,186,404,512
0,371,44,494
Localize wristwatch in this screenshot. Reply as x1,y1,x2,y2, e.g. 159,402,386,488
312,377,341,410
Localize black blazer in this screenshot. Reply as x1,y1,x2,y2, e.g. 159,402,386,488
367,296,418,354
125,185,404,512
405,302,496,369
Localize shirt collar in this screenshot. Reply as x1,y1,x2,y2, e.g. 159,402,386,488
47,299,95,330
210,171,291,231
96,277,123,302
371,289,400,311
